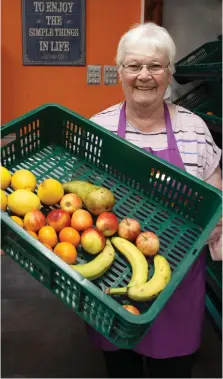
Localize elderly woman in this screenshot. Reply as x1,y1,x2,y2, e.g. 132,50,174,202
87,22,222,378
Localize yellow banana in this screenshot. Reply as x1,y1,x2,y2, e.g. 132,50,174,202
127,254,171,301
71,239,115,280
105,237,149,296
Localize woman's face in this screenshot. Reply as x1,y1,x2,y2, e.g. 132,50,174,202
119,52,172,107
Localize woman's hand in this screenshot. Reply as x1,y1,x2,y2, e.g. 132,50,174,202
205,165,222,260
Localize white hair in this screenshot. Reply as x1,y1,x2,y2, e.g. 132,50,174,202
116,22,176,74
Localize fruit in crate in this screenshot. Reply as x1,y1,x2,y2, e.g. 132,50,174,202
118,218,141,241
127,255,171,301
10,216,24,228
59,227,81,247
122,305,140,315
0,167,11,190
37,178,64,205
136,231,160,257
81,228,106,255
1,189,8,211
38,226,58,247
71,209,93,232
27,231,39,240
8,189,41,216
63,180,115,215
105,237,148,296
54,242,77,264
24,210,46,232
60,193,82,214
96,212,119,236
72,239,115,280
43,243,53,251
47,209,71,233
11,169,36,191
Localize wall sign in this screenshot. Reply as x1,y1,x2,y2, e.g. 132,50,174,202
22,0,86,65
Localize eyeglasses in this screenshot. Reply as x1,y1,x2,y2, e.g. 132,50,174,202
122,63,169,75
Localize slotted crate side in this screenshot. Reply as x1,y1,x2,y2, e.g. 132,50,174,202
1,106,61,167
175,41,222,71
174,41,222,83
1,218,148,348
174,83,222,126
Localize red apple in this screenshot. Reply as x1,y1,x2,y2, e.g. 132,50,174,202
47,209,71,233
118,218,141,241
136,231,160,256
96,212,119,236
60,193,82,215
81,228,106,255
24,210,46,232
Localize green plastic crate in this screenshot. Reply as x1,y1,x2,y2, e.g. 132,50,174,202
174,41,222,83
174,83,222,133
1,104,222,349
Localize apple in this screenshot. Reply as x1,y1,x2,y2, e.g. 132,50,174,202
118,218,141,241
24,210,46,232
47,209,71,233
96,212,119,236
81,228,106,255
136,231,160,256
71,209,93,232
60,193,82,215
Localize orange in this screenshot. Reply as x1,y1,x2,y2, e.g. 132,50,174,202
54,242,77,264
71,209,93,232
43,243,53,251
59,227,81,247
38,225,58,247
27,231,39,240
122,305,140,315
11,216,24,228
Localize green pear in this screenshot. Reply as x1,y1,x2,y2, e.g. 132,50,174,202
63,180,115,215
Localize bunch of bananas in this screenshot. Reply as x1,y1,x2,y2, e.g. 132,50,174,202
71,236,171,302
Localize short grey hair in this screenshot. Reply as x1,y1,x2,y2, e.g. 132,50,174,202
116,22,176,74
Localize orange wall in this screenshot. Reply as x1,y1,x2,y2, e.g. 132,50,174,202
1,0,141,124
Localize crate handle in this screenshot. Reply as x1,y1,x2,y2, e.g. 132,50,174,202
1,133,16,148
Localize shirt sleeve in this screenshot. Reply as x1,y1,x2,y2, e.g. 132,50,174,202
198,119,222,181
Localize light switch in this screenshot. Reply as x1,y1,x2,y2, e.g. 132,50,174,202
104,65,118,85
87,65,101,85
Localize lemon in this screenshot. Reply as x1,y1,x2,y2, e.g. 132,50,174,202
8,189,41,216
37,178,64,205
0,167,11,190
0,190,8,211
10,216,24,228
11,169,36,192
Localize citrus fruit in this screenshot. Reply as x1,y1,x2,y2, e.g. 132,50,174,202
59,227,81,247
8,189,41,216
54,242,77,264
10,216,24,228
27,231,39,240
122,305,140,315
43,243,53,251
37,178,64,205
0,167,11,190
38,226,58,247
71,209,93,232
11,169,36,191
0,189,8,211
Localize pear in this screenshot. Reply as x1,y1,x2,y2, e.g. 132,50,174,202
63,180,115,215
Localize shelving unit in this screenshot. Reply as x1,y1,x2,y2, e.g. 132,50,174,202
174,38,222,335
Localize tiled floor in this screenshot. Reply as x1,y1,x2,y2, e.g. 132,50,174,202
1,255,222,378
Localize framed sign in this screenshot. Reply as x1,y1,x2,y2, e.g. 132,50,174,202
22,0,86,65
